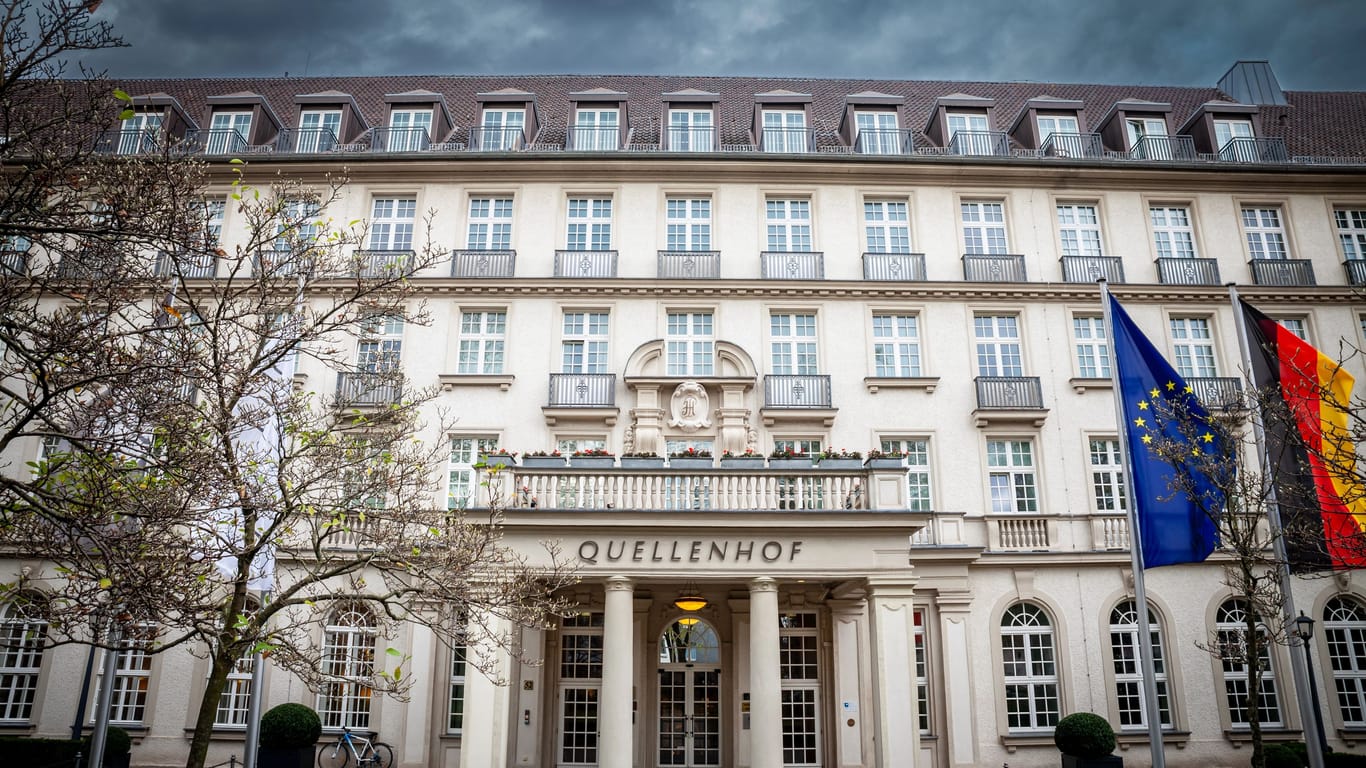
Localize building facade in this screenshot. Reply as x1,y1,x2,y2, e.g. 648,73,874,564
5,61,1366,768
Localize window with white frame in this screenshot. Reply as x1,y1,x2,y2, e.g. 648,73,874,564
479,108,525,150
0,596,46,722
1036,114,1079,143
562,311,610,374
770,313,818,375
558,613,604,765
773,438,826,509
1214,118,1254,149
275,199,321,252
779,612,821,766
974,314,1023,377
318,605,377,731
946,111,990,154
1126,117,1169,145
1150,205,1198,259
864,200,911,253
297,109,342,152
914,608,931,734
201,198,225,248
1001,602,1060,732
368,198,416,251
387,109,433,151
1241,206,1289,260
94,627,155,725
666,312,714,376
572,108,619,150
1336,208,1366,261
1089,439,1127,513
881,438,932,512
762,109,807,153
357,315,403,373
668,109,713,151
961,201,1008,255
206,111,252,154
458,310,507,374
1216,598,1282,728
1325,596,1366,726
116,112,161,154
1109,600,1172,730
556,437,606,455
987,439,1038,514
448,636,468,733
871,313,921,377
566,198,612,251
766,199,813,252
466,197,513,250
666,197,711,251
1072,315,1110,378
1056,203,1104,257
855,111,900,154
1276,317,1309,342
213,649,254,727
1168,317,1217,378
774,438,822,457
449,436,500,509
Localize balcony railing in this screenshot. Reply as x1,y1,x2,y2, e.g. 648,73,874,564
1249,258,1316,286
352,249,414,278
94,128,160,155
468,126,527,151
554,250,618,278
451,249,515,278
253,250,314,277
667,126,715,152
760,127,816,153
1129,135,1197,161
1094,514,1130,551
974,376,1045,410
995,517,1051,550
962,253,1026,282
855,129,914,155
278,127,339,153
1156,257,1221,285
372,127,430,153
154,250,217,279
54,250,118,280
948,130,1010,156
1040,132,1104,159
862,252,927,281
336,372,402,406
1219,137,1289,164
1187,377,1243,410
548,373,616,407
1060,255,1125,283
195,129,248,156
657,250,720,279
1345,260,1366,286
568,126,620,151
0,250,29,276
760,251,824,280
763,374,832,409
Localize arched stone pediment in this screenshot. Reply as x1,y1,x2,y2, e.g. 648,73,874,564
621,339,759,456
623,339,758,379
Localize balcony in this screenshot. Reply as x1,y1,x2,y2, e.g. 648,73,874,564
1187,377,1243,410
277,127,339,153
763,374,832,409
1156,257,1220,285
1060,255,1125,283
0,250,29,276
974,376,1044,410
94,128,160,155
548,373,616,407
154,250,218,279
352,249,415,278
336,372,402,406
760,127,816,153
54,250,118,280
467,126,527,151
1040,132,1104,159
863,252,926,281
658,250,720,279
253,250,313,277
1219,137,1289,164
1249,258,1315,286
371,127,430,153
962,253,1026,282
992,516,1052,551
666,126,715,152
195,129,248,156
855,129,914,155
567,126,620,151
555,250,618,278
760,251,824,280
947,130,1010,157
1129,135,1197,161
1345,260,1366,286
451,249,515,278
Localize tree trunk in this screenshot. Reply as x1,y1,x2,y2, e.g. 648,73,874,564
1246,609,1266,768
185,642,239,768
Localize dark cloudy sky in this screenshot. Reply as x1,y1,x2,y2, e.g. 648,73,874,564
78,0,1365,91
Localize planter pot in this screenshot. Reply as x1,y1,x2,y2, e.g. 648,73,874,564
768,458,813,470
720,457,766,469
818,458,864,470
620,457,665,469
569,456,616,468
521,456,566,468
1062,755,1122,768
479,453,518,468
669,457,714,469
865,457,906,469
258,747,314,768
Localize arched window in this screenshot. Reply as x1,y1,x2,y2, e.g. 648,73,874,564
317,605,377,730
0,595,47,722
1108,600,1172,729
1001,602,1059,732
1324,596,1366,726
1216,599,1281,727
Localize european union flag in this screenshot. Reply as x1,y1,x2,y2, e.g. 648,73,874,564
1108,294,1226,567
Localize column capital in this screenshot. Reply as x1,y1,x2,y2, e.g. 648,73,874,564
604,575,634,593
749,576,779,595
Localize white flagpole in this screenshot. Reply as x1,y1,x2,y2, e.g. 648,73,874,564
89,621,122,768
242,590,272,768
1229,284,1326,768
1099,281,1166,768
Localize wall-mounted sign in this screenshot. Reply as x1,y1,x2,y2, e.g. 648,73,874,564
577,538,803,565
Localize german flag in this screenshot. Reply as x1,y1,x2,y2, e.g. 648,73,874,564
1240,299,1366,571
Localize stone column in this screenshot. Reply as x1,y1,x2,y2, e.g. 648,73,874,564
749,577,781,768
600,576,635,768
936,590,979,768
866,577,920,767
402,623,435,767
460,610,509,768
828,599,870,768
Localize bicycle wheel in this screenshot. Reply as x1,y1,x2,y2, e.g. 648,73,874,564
370,742,394,768
317,740,352,768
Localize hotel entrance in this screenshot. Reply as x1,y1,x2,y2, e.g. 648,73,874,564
657,618,721,767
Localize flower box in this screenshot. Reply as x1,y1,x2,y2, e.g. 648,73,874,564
569,456,616,468
620,456,665,469
818,458,864,470
669,457,714,470
479,453,518,468
768,458,813,470
522,455,566,468
720,457,765,469
864,457,906,469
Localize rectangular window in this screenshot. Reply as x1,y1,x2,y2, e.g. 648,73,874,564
1036,114,1079,142
200,198,226,249
668,109,713,152
387,109,433,151
94,634,154,725
1169,317,1217,378
987,440,1038,514
666,197,712,251
1150,205,1197,259
961,201,1008,255
1089,439,1127,512
562,311,610,374
368,198,417,251
466,197,513,250
666,312,714,376
357,316,403,373
559,614,604,765
778,612,821,765
448,639,467,733
762,109,807,153
871,314,921,377
1072,315,1110,378
766,199,813,252
448,436,500,510
479,108,525,150
572,108,619,151
116,112,162,154
882,438,932,512
864,200,911,253
770,313,818,375
1276,317,1309,341
1056,203,1104,257
297,109,342,152
566,198,612,251
855,111,900,154
1214,119,1255,149
275,198,321,252
973,315,1023,377
914,609,931,734
1337,208,1366,261
213,652,254,727
1241,206,1288,259
458,311,507,374
207,111,252,154
946,111,990,154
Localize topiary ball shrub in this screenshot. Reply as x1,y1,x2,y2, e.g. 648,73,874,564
1264,743,1302,768
1054,712,1117,759
104,726,131,756
259,703,321,749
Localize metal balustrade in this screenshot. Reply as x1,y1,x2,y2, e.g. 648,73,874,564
353,249,415,278
657,250,720,279
372,127,430,153
862,252,927,281
554,250,618,278
1219,137,1289,163
996,517,1050,550
94,128,161,155
154,251,218,278
974,377,1044,409
568,126,621,151
1156,257,1220,285
336,372,402,406
962,253,1026,282
760,251,824,280
54,250,119,280
451,249,516,278
1060,255,1125,283
1129,135,1197,161
547,373,616,407
0,250,29,276
1040,132,1104,158
855,129,914,155
763,374,833,408
278,127,339,153
1346,260,1366,286
760,127,816,153
1249,258,1316,286
666,126,715,152
496,467,869,512
468,126,527,151
253,250,315,277
195,129,248,156
947,130,1010,156
1187,377,1243,410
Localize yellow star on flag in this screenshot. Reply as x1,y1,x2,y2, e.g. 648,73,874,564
1191,447,1202,457
1137,400,1149,410
1150,387,1160,398
1133,417,1146,427
1166,381,1176,391
1202,432,1214,443
1141,434,1153,444
1184,385,1193,394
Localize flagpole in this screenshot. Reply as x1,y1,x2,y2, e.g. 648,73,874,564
1229,284,1326,768
1099,281,1166,768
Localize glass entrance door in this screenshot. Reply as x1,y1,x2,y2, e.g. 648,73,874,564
658,619,722,767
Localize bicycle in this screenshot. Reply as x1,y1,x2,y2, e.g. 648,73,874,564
316,726,393,768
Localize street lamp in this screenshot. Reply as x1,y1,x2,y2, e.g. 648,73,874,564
1293,611,1329,757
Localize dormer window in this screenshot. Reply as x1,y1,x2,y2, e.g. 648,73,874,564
387,109,433,152
206,111,251,155
947,111,993,155
478,108,526,151
668,109,713,152
115,112,162,154
854,111,900,154
762,109,807,153
571,108,619,151
1036,114,1078,143
297,109,342,152
1214,118,1254,148
1126,117,1168,144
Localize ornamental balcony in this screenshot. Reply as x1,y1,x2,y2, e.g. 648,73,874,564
1346,260,1366,286
352,249,415,278
855,129,915,155
336,371,402,407
467,126,527,151
759,127,817,153
0,250,29,276
276,127,339,153
974,376,1044,411
1128,135,1197,161
658,250,720,279
154,250,218,279
666,126,715,152
54,249,119,280
1156,257,1220,285
1248,258,1316,286
253,250,313,277
451,249,516,278
555,250,618,278
1187,377,1243,411
371,127,430,153
862,252,926,281
947,130,1010,157
1060,255,1124,283
1219,137,1289,163
763,374,832,409
962,253,1026,282
1040,132,1104,159
760,251,824,280
547,373,616,408
567,126,621,151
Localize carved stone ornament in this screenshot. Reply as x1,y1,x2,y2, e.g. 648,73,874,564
668,381,712,432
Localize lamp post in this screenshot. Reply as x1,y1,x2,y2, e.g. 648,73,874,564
1293,611,1330,757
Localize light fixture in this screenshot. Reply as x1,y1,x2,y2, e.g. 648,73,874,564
677,615,701,627
1294,610,1316,641
673,582,707,613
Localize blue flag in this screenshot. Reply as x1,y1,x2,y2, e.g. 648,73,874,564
1109,294,1226,567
